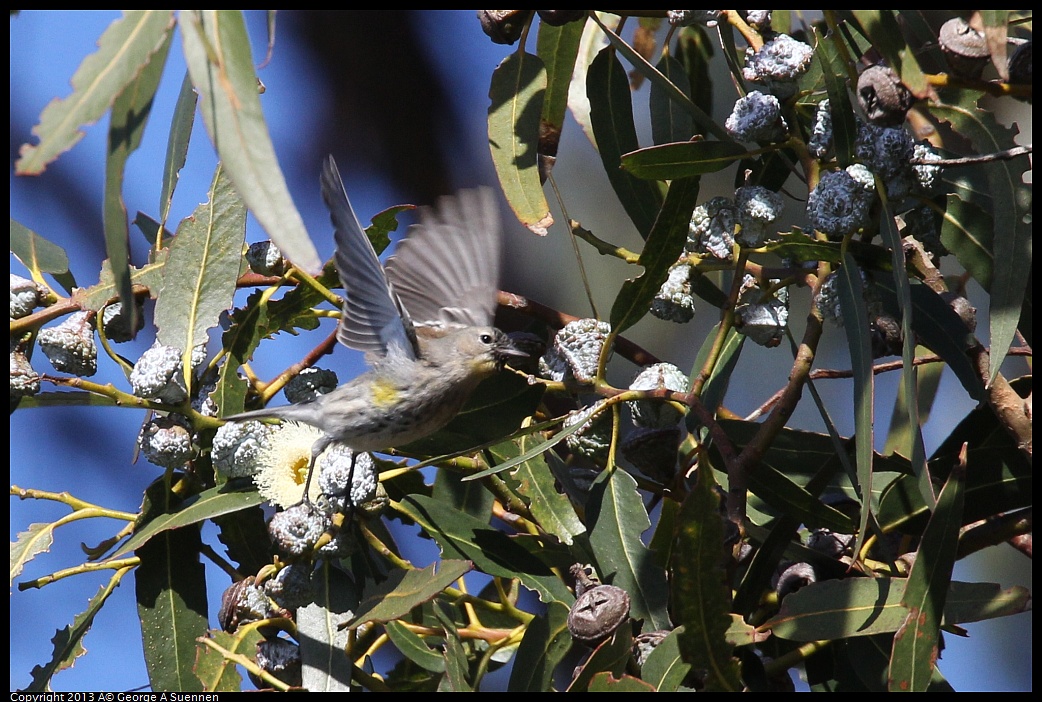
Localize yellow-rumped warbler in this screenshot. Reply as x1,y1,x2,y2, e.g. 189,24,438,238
226,156,524,491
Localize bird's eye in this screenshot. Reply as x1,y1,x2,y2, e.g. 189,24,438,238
480,333,493,345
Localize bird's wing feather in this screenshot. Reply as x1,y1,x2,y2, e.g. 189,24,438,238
320,156,418,359
385,187,501,330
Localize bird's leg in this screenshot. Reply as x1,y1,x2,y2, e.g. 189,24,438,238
342,450,358,523
300,434,334,508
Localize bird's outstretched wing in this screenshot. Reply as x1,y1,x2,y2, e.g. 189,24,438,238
320,156,418,359
385,187,501,331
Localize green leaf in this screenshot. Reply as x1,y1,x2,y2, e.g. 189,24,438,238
588,46,663,238
878,377,1031,533
299,561,358,692
620,141,748,180
766,578,1026,643
435,602,472,691
640,627,692,692
462,414,584,482
179,10,321,273
9,219,76,293
132,211,174,247
589,14,728,142
135,525,208,692
212,506,275,577
939,194,993,290
15,11,176,174
367,204,411,256
504,434,586,546
587,469,671,631
688,323,743,419
671,464,742,691
746,461,857,532
104,25,172,340
160,71,198,229
650,57,694,145
396,494,573,604
348,560,473,628
878,199,932,508
610,176,701,335
874,275,984,402
487,51,552,235
930,97,1031,385
674,25,715,135
716,419,905,509
112,481,264,558
884,352,943,457
566,628,633,692
26,572,129,692
507,600,571,691
813,26,857,167
76,252,168,315
155,163,246,386
837,252,875,560
10,522,54,586
889,458,964,691
194,627,264,692
565,13,616,148
536,17,584,180
15,391,119,409
433,465,494,523
385,620,446,673
766,230,893,270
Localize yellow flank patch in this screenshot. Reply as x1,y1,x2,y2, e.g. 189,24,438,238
369,378,399,407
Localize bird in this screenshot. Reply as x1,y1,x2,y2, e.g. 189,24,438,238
224,155,524,500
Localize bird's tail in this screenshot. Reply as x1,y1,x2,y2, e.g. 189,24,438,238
223,405,303,424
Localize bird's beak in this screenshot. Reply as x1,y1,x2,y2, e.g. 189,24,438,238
493,337,528,368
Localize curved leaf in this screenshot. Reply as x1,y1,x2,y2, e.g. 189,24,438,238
590,14,727,141
396,494,572,604
104,26,172,340
650,57,694,145
159,71,198,229
135,525,208,692
536,18,584,181
671,463,742,691
16,11,175,174
766,578,1026,643
610,176,701,335
10,522,55,586
506,435,586,545
155,163,246,383
488,51,552,235
9,219,76,293
112,482,264,559
347,560,473,628
26,571,131,692
508,600,571,691
838,251,875,558
849,11,926,94
299,561,357,692
588,46,663,238
640,627,692,692
874,275,984,402
889,459,964,691
931,98,1031,385
588,469,671,631
620,141,748,180
180,10,321,273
